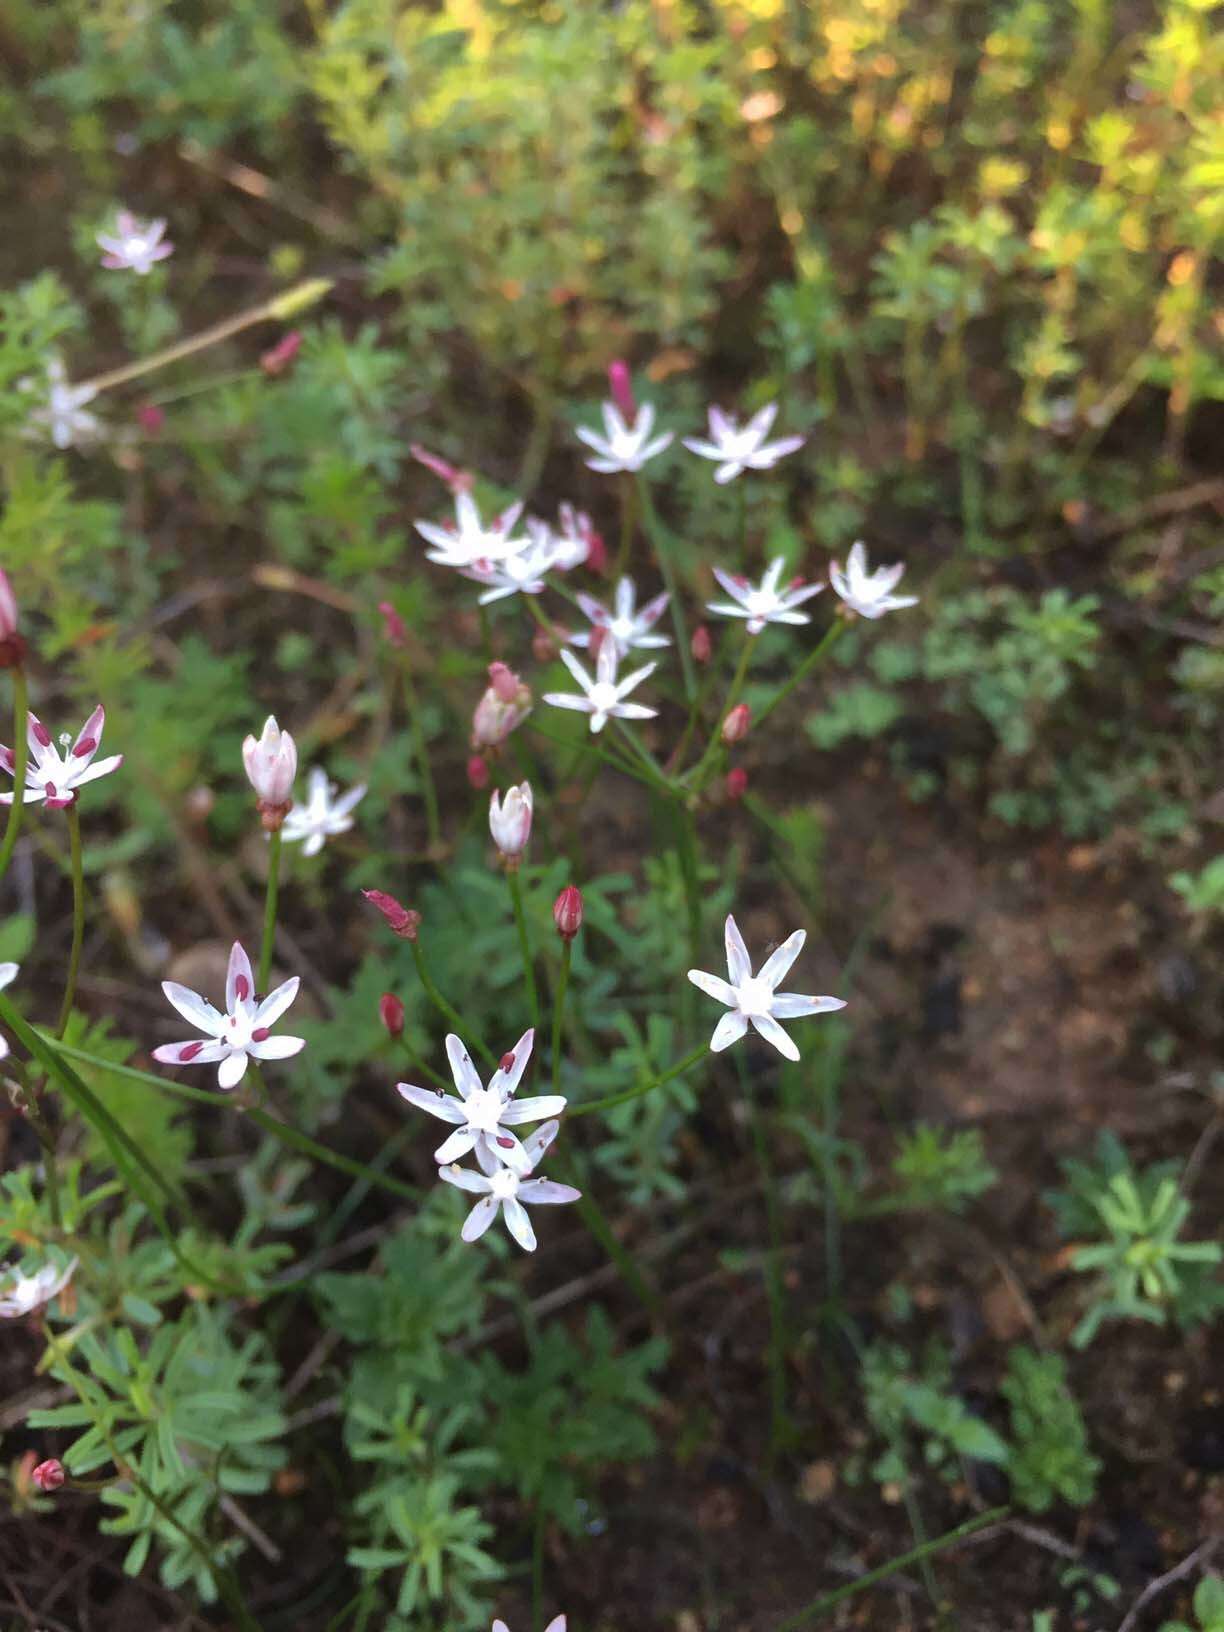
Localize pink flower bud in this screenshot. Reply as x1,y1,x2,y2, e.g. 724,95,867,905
242,716,297,822
362,889,421,940
532,625,560,663
588,624,610,662
471,665,532,750
32,1459,65,1493
0,571,21,669
467,754,489,789
489,782,533,860
691,625,712,665
137,403,165,433
607,359,636,421
378,601,407,649
260,330,302,377
409,443,474,493
584,528,608,575
379,993,405,1038
553,885,583,941
726,767,748,802
721,703,751,744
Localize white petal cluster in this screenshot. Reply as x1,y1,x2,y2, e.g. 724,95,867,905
575,400,673,474
707,558,824,636
0,1254,78,1319
398,1031,580,1252
683,403,804,483
152,941,305,1091
24,358,99,451
96,211,174,275
282,767,366,857
570,577,670,659
0,706,122,810
829,541,919,619
243,715,297,808
415,493,527,568
543,641,658,734
688,915,846,1061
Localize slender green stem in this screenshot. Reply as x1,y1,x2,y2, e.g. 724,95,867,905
551,939,572,1097
259,827,283,991
507,868,541,1031
615,473,638,578
399,661,441,850
609,717,672,797
753,619,845,731
527,721,659,795
408,937,497,1069
685,629,754,789
56,803,85,1039
635,477,696,700
568,1040,710,1117
774,1507,1007,1631
736,479,747,554
559,1149,663,1321
21,1088,61,1229
532,1501,547,1632
0,665,28,884
675,805,703,969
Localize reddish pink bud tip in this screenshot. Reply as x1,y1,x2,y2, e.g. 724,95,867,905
585,529,608,575
488,662,519,704
607,359,636,420
726,767,748,801
234,975,250,1001
137,403,165,433
467,754,489,790
789,575,806,590
260,330,303,377
179,1042,204,1062
721,703,751,745
32,1459,65,1492
496,1136,515,1149
379,993,405,1038
32,721,51,747
500,1051,516,1072
377,601,407,649
553,884,584,941
73,737,97,757
251,1027,270,1043
362,889,421,941
733,574,749,589
691,625,712,664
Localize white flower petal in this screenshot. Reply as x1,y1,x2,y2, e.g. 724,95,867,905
758,929,806,991
750,1012,800,1060
502,1198,537,1252
461,1195,500,1242
161,981,225,1037
247,1034,305,1060
687,968,736,1006
217,1049,249,1090
724,915,752,985
710,1010,749,1052
397,1082,468,1124
445,1034,482,1100
255,976,300,1028
771,992,847,1019
499,1094,567,1125
435,1128,479,1164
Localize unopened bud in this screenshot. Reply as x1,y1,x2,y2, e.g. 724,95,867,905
553,885,583,941
242,715,297,826
488,662,518,703
607,359,636,421
0,570,22,669
726,767,748,802
721,703,751,744
471,665,532,750
137,403,165,433
691,624,712,665
362,889,421,940
409,443,473,493
467,754,489,789
379,993,405,1038
260,330,303,377
378,600,407,648
489,782,533,861
32,1459,65,1493
585,529,608,575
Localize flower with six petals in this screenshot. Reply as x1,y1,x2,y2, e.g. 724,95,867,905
440,1119,580,1252
282,767,366,856
569,576,671,659
398,1030,566,1176
24,357,99,450
683,403,804,483
96,211,174,275
575,400,673,474
543,641,658,735
829,540,919,619
153,941,305,1091
0,707,122,810
688,915,846,1061
706,558,824,636
415,492,525,568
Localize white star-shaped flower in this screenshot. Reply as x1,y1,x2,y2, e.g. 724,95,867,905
415,492,526,568
542,641,659,734
570,576,671,658
397,1030,564,1175
24,357,99,450
460,528,562,604
281,767,366,857
683,403,804,483
440,1119,580,1252
0,961,19,1061
688,915,846,1061
548,504,600,571
0,707,122,810
829,541,919,619
96,211,174,275
707,558,824,635
0,1254,78,1319
152,941,305,1091
575,400,673,474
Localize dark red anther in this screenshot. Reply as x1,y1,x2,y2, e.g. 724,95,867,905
733,574,750,589
0,747,13,771
180,1042,204,1061
496,1136,515,1149
500,1052,516,1072
43,782,56,798
32,721,51,747
73,737,97,757
234,975,250,1001
251,1027,270,1042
